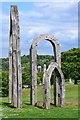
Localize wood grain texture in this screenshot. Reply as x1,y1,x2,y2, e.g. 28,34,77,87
9,5,22,108
30,35,65,109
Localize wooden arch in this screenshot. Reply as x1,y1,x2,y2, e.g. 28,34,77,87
30,34,62,106
43,62,65,109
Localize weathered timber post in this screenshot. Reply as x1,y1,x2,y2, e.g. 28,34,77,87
54,43,61,106
43,64,47,108
30,45,37,106
9,5,22,108
43,62,65,109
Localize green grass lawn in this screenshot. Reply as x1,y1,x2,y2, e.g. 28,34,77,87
1,84,79,118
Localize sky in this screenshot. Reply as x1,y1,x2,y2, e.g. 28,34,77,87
0,0,79,58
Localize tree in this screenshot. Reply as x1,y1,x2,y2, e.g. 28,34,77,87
1,48,80,87
1,71,9,96
61,48,80,84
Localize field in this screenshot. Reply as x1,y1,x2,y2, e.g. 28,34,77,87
1,84,79,119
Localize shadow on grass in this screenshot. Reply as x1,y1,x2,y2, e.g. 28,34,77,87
25,101,56,109
25,102,44,109
2,102,16,108
2,101,57,109
36,102,56,109
24,102,33,108
36,105,44,109
25,103,31,106
50,103,56,106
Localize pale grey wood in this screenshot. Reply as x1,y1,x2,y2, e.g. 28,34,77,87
16,7,22,108
54,76,59,106
43,62,65,109
30,47,32,105
30,34,59,107
9,5,22,108
17,44,22,108
43,64,46,108
43,72,47,108
57,44,61,106
9,6,15,106
54,43,60,107
11,6,18,108
9,32,13,104
30,33,65,109
30,46,37,105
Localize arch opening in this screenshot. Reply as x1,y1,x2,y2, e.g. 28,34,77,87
37,39,55,107
43,62,65,109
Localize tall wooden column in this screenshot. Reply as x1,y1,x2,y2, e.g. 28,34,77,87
9,5,22,108
30,45,37,106
54,43,61,106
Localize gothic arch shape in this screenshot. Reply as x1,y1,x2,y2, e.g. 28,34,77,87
30,34,61,106
43,62,65,109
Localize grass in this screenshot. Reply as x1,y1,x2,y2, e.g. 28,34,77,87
1,84,79,118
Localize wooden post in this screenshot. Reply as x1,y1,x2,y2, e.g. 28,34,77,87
30,46,37,106
54,44,59,106
16,7,22,108
43,64,46,107
9,5,22,108
9,22,13,104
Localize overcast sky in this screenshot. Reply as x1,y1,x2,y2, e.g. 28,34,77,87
1,0,79,58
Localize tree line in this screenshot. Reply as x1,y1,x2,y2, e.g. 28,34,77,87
1,48,80,96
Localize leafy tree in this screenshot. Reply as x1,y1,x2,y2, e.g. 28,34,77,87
61,48,80,84
1,71,9,96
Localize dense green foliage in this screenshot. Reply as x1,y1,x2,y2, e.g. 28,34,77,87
1,48,80,96
61,48,80,84
1,71,9,96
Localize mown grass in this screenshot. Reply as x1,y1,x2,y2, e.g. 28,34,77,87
1,84,79,118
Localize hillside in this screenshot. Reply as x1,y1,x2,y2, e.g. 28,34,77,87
1,55,54,71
